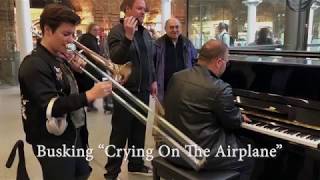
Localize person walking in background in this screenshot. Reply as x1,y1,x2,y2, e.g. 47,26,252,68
216,22,231,47
255,27,274,45
74,23,102,112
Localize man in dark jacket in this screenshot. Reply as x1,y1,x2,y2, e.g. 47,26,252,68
75,23,101,112
164,40,253,180
154,17,197,102
18,4,112,180
104,0,157,179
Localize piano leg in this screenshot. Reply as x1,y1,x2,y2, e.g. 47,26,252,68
315,160,320,180
250,144,320,180
250,148,288,180
297,156,320,180
282,151,305,180
238,129,320,180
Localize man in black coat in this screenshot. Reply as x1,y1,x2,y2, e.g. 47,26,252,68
75,23,102,112
104,0,157,179
164,40,254,180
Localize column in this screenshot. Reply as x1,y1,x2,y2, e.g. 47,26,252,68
161,0,171,33
307,3,319,46
283,0,310,50
243,0,262,44
15,0,33,62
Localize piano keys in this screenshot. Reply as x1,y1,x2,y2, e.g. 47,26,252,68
241,119,320,149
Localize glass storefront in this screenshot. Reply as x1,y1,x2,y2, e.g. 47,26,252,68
0,0,18,86
187,0,319,51
0,0,318,86
309,1,320,51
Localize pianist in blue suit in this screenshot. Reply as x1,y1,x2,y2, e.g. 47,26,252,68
164,40,254,180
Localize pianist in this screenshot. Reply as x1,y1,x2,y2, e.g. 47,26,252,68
164,40,254,180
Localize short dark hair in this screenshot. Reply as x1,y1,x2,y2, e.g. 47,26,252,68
40,4,81,33
120,0,148,12
218,22,228,32
87,23,98,33
120,0,136,12
198,40,228,62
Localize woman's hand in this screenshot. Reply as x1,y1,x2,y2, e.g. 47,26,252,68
58,52,87,73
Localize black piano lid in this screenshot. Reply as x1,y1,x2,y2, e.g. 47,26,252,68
233,88,320,111
222,54,320,111
229,49,320,59
230,54,320,67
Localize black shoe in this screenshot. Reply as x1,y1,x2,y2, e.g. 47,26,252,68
104,110,113,115
103,104,113,114
104,175,120,180
105,178,120,180
128,165,152,176
87,106,98,112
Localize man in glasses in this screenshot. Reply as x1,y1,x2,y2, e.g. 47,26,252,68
164,40,253,180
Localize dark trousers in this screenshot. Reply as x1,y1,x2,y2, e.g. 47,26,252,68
105,90,149,178
32,133,91,180
203,156,254,180
205,137,255,180
103,96,113,111
166,136,255,180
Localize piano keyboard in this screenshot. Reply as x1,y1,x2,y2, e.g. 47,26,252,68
241,120,320,149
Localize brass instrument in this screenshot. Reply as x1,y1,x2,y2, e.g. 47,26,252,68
72,40,132,83
32,31,207,171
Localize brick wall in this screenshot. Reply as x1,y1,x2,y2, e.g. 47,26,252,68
91,0,186,33
92,0,121,31
0,0,18,85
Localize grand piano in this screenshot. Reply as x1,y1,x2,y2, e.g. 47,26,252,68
221,50,320,180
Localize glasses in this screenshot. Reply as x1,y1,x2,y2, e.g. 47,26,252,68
169,25,180,30
219,58,230,67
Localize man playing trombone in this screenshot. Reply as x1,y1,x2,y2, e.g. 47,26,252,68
104,0,157,179
19,4,112,180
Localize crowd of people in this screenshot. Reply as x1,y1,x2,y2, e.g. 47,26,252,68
18,1,256,180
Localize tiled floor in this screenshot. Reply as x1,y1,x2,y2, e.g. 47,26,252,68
0,86,154,180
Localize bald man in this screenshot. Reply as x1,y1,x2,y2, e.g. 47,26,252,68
154,17,197,102
164,40,254,180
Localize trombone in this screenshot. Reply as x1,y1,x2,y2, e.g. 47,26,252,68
72,40,132,83
32,31,207,170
